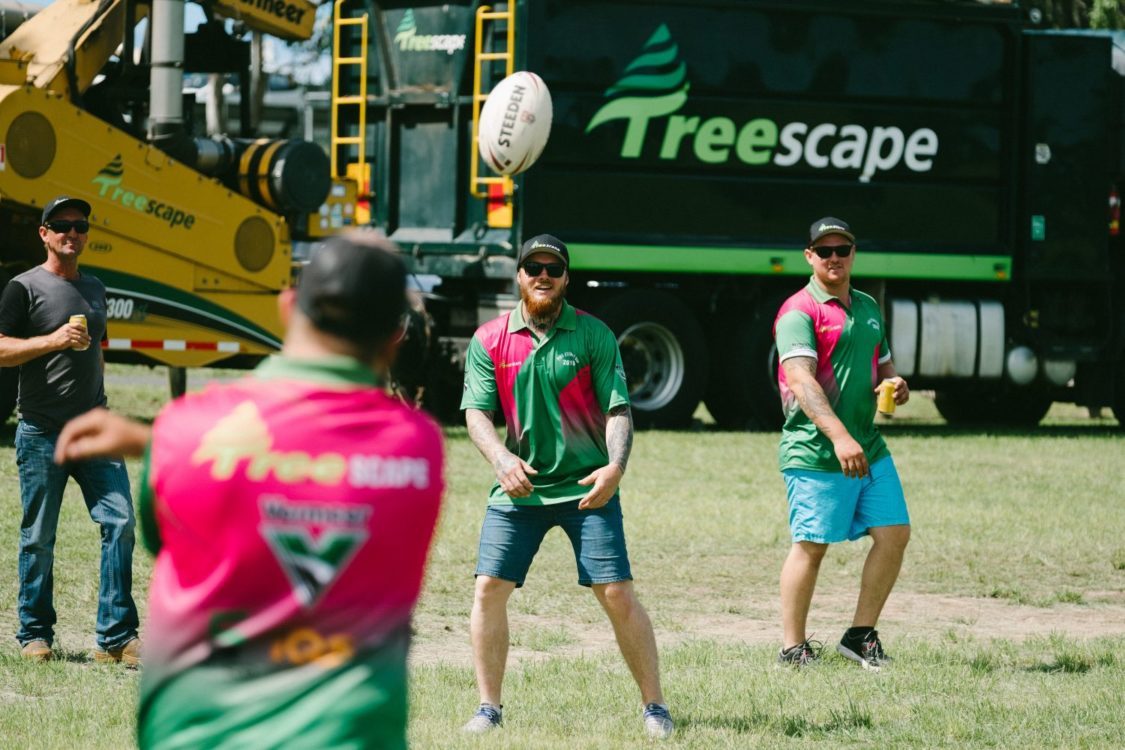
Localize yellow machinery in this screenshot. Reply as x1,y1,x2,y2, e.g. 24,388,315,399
0,0,357,375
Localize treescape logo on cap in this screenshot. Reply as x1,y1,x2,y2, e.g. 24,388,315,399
585,24,939,183
531,239,561,253
820,223,846,233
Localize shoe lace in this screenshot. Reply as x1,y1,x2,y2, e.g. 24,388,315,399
860,630,886,660
785,637,823,665
474,704,502,724
643,703,671,721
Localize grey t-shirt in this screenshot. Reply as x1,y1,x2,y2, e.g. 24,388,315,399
0,266,108,431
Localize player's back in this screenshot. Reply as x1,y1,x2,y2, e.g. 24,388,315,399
139,362,444,749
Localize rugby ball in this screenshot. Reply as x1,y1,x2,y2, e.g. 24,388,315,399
478,71,553,175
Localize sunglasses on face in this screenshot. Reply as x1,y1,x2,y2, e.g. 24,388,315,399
810,243,854,259
522,261,566,278
44,220,90,234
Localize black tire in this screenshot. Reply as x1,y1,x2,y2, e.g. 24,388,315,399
704,300,785,431
0,366,16,423
934,386,1053,428
595,290,707,429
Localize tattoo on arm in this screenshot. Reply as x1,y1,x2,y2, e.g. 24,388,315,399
606,405,633,473
784,357,846,437
465,409,509,470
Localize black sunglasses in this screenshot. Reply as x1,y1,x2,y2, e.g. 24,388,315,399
44,220,90,234
810,243,854,259
522,261,566,278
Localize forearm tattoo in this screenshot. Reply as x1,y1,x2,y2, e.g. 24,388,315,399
466,409,507,469
788,358,837,428
606,405,633,473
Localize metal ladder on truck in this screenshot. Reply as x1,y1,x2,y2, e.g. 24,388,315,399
331,0,370,225
470,2,515,228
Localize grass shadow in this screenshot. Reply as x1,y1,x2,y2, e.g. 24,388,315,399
677,710,772,734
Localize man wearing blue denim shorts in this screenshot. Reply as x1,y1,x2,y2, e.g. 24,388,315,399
772,217,911,671
459,235,673,740
0,196,140,664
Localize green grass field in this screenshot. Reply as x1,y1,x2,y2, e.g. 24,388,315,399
0,367,1122,748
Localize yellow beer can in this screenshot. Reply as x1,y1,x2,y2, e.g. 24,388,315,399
877,379,896,415
69,314,89,351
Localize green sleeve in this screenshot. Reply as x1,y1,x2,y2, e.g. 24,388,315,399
137,442,163,555
878,312,892,364
592,323,630,413
775,310,817,363
459,334,499,411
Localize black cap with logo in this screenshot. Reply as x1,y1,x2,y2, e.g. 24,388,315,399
517,233,569,267
808,217,856,246
42,195,92,225
297,234,408,346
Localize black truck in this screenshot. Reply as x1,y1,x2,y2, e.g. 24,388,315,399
333,0,1125,428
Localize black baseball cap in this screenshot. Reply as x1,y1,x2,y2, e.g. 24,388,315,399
42,195,92,225
517,233,569,267
297,234,408,345
808,217,855,246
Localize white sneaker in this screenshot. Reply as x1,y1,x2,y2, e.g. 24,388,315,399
643,703,674,740
462,703,503,733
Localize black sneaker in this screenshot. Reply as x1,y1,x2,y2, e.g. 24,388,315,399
462,703,503,733
777,638,822,667
837,628,892,671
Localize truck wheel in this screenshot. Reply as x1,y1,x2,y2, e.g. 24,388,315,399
934,386,1052,428
704,300,785,431
0,367,17,423
596,291,707,429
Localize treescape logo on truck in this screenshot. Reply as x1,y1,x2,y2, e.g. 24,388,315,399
394,9,466,56
585,24,939,183
91,155,197,229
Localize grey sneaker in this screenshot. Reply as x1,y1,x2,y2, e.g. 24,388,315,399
837,628,892,671
643,703,674,740
778,638,822,667
462,703,502,734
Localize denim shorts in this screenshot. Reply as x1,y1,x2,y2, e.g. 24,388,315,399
474,496,633,588
783,456,910,544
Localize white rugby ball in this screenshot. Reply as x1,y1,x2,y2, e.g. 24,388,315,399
478,71,553,176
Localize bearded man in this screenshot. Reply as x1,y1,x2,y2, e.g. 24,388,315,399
458,234,673,740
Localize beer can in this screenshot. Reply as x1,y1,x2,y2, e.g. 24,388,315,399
877,379,896,415
69,314,89,351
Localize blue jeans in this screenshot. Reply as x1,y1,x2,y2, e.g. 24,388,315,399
16,420,139,650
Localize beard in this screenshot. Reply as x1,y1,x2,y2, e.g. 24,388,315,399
522,285,565,322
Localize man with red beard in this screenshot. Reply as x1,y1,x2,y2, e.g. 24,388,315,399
459,234,673,740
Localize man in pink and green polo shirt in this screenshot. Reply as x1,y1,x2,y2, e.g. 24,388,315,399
54,236,444,749
773,217,911,672
459,234,673,740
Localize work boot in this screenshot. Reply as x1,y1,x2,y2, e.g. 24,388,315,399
94,637,142,667
20,639,52,662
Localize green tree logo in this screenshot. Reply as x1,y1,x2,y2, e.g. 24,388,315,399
585,24,690,158
394,9,417,45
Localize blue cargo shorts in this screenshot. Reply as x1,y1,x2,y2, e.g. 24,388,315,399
783,456,910,544
474,495,633,588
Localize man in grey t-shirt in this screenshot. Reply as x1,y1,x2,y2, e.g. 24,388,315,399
0,196,140,664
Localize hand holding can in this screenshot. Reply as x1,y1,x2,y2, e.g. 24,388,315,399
69,314,89,351
876,379,896,415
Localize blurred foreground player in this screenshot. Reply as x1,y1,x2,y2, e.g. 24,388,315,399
55,234,445,749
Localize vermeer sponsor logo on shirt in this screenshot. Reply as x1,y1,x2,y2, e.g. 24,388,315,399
192,401,431,488
818,324,843,334
259,496,367,607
